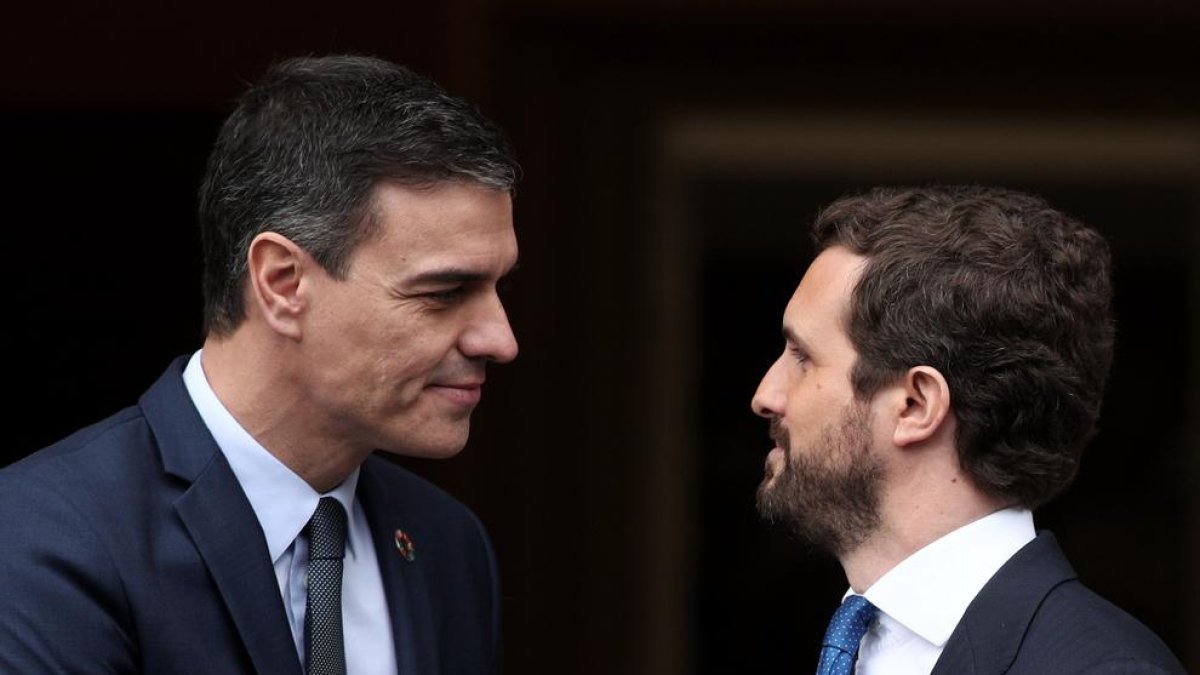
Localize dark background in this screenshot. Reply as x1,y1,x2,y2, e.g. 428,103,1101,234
3,2,1198,673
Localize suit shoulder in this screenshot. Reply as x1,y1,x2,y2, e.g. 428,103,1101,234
0,406,165,564
3,406,149,479
1016,579,1185,673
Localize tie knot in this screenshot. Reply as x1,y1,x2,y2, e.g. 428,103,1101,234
307,497,347,561
822,595,877,654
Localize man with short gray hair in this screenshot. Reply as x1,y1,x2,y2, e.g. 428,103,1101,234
1,55,517,674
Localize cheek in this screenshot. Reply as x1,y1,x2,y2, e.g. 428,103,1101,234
781,381,847,438
783,388,825,428
369,334,450,393
392,366,433,401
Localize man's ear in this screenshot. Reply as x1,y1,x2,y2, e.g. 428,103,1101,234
246,232,309,340
893,366,952,448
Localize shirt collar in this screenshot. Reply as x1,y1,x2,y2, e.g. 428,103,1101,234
181,350,361,563
853,507,1036,647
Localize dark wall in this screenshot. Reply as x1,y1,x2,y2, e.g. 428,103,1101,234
4,2,1198,673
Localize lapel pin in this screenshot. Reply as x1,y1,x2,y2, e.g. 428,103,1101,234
394,529,416,562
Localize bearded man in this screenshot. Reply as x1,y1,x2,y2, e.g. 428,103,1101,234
752,186,1183,675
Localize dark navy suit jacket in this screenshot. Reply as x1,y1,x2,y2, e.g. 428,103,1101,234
0,358,502,674
932,532,1185,674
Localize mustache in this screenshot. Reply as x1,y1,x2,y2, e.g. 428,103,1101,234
769,418,790,450
432,360,488,384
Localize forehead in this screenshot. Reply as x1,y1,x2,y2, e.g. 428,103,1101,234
363,180,516,270
784,246,866,334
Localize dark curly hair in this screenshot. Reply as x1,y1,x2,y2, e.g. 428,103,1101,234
813,186,1115,508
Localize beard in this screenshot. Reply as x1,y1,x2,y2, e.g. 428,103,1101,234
755,401,884,557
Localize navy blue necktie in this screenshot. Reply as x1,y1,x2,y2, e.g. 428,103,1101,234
306,497,347,675
816,595,877,675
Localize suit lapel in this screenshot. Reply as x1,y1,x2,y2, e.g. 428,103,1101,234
175,462,302,675
358,458,439,675
141,358,302,675
931,532,1077,675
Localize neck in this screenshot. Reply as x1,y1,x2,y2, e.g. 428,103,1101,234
201,328,367,493
839,463,1012,593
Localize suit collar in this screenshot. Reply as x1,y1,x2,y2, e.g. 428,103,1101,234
139,355,218,483
862,507,1035,648
179,350,364,562
359,457,439,674
931,531,1077,675
140,357,303,675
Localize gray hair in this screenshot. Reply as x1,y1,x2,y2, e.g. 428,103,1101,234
197,55,518,335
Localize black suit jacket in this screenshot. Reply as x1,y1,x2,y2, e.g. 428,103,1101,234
0,358,501,674
931,532,1185,674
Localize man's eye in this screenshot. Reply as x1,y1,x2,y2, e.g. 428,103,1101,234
788,346,808,364
426,287,467,303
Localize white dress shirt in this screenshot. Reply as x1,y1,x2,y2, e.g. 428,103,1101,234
183,351,398,675
852,507,1037,675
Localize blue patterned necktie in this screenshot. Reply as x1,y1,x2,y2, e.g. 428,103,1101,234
306,497,348,675
816,595,877,675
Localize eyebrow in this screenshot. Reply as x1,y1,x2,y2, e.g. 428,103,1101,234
408,261,520,286
410,269,490,286
781,326,813,354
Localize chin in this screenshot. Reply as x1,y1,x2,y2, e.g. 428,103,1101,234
376,430,470,460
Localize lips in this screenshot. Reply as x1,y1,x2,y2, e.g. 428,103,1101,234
433,380,484,389
427,380,484,406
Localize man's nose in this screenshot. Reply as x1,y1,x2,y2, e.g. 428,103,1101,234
462,294,519,363
751,355,786,418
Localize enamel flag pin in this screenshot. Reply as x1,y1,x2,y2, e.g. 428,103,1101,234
394,529,416,562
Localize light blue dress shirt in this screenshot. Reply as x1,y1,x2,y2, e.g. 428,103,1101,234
183,351,398,674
